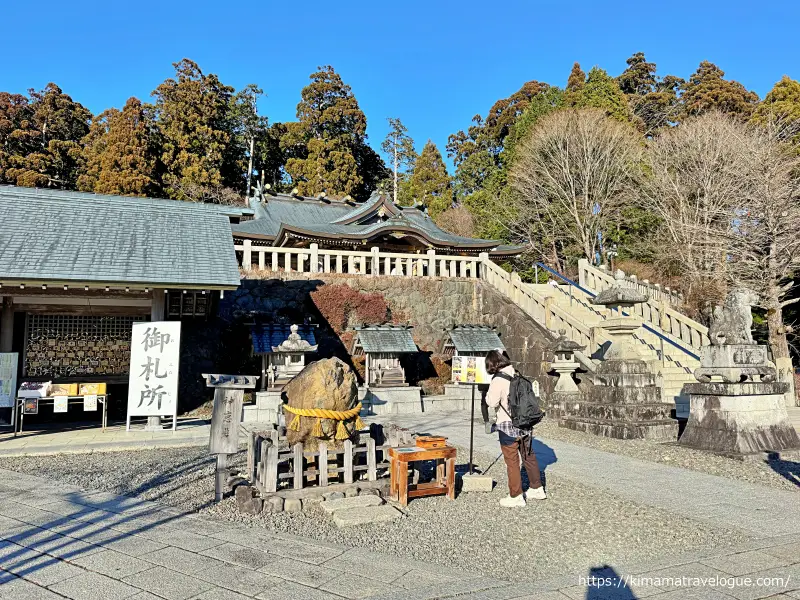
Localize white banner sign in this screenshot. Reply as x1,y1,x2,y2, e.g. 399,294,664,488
83,394,98,412
53,396,68,413
127,321,181,419
0,353,18,408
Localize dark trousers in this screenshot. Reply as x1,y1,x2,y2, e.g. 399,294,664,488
499,430,543,497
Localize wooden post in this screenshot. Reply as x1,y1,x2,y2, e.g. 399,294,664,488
272,251,279,272
215,453,228,502
293,443,304,490
0,297,13,352
367,438,377,481
344,439,354,484
324,253,331,273
336,254,343,273
258,249,265,270
427,249,436,277
319,442,328,487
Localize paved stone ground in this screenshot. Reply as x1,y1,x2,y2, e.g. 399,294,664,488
381,412,800,540
0,466,799,600
0,419,213,457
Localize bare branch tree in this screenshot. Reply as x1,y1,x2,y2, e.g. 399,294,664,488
509,109,643,266
640,112,750,305
718,117,800,360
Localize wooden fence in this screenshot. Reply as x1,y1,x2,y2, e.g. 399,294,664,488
247,426,412,494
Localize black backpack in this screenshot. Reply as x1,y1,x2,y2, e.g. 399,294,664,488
494,371,545,430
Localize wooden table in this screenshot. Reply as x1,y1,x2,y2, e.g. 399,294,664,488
388,445,456,506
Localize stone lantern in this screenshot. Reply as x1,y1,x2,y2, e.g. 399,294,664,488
549,329,583,393
591,272,649,361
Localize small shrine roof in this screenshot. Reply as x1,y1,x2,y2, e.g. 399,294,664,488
353,325,417,354
251,324,317,354
446,325,505,354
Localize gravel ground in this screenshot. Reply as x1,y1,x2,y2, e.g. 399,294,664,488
534,419,800,492
1,445,751,582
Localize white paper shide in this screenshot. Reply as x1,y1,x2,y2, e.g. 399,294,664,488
127,321,181,419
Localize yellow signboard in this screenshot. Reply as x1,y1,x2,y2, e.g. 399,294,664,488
451,355,490,385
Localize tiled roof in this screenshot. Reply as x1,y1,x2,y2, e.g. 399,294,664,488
251,324,317,354
0,186,241,288
354,325,417,354
447,326,505,353
232,195,354,239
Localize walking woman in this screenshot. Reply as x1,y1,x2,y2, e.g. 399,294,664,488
484,350,546,507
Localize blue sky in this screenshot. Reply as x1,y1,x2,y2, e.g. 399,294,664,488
3,0,798,168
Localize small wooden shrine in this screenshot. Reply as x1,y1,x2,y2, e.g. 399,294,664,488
442,325,505,358
251,324,318,390
351,325,417,387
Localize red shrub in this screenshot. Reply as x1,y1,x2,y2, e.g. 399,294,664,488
310,284,390,334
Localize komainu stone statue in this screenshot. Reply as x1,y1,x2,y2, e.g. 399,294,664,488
282,357,362,451
695,289,775,384
708,288,759,346
682,288,800,456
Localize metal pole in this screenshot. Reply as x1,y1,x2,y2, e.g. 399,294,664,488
469,383,476,475
535,264,539,284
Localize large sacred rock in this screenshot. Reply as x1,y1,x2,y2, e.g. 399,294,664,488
283,357,360,450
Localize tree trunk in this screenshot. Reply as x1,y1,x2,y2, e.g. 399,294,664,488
767,296,790,361
246,136,254,199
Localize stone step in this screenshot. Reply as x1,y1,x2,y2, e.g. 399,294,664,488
320,494,383,514
332,505,403,527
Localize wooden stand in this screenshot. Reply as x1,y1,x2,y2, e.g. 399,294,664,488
388,446,456,506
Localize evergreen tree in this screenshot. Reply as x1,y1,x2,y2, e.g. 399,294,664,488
751,76,800,139
409,140,451,218
77,98,161,196
680,61,759,119
571,67,631,122
1,84,90,188
380,118,416,205
281,65,384,199
617,52,683,133
152,59,238,199
230,84,266,199
617,52,657,95
254,122,287,190
566,62,586,94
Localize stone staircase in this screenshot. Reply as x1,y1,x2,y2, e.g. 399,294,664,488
527,281,700,416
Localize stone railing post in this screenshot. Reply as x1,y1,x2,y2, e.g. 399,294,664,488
478,252,489,281
578,258,589,288
310,243,319,273
242,239,252,271
427,249,436,277
370,247,380,276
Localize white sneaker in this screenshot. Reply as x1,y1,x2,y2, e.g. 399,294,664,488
499,494,526,508
526,486,547,501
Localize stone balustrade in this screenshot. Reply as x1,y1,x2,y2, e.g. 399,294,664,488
234,242,481,279
577,259,708,352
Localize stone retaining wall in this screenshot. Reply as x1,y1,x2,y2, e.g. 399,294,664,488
179,274,561,412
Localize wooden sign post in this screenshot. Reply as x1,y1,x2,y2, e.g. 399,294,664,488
204,374,257,502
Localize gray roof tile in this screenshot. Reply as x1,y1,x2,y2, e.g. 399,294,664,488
447,326,505,353
0,186,241,288
355,325,417,354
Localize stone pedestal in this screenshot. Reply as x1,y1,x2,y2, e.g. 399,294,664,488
361,386,422,415
561,359,678,441
680,381,800,456
242,391,282,425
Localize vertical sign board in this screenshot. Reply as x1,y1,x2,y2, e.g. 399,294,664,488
0,353,19,408
127,321,181,431
209,388,244,501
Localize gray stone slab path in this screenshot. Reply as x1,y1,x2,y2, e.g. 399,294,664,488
1,410,799,599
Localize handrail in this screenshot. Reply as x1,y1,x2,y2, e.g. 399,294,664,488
535,262,700,362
